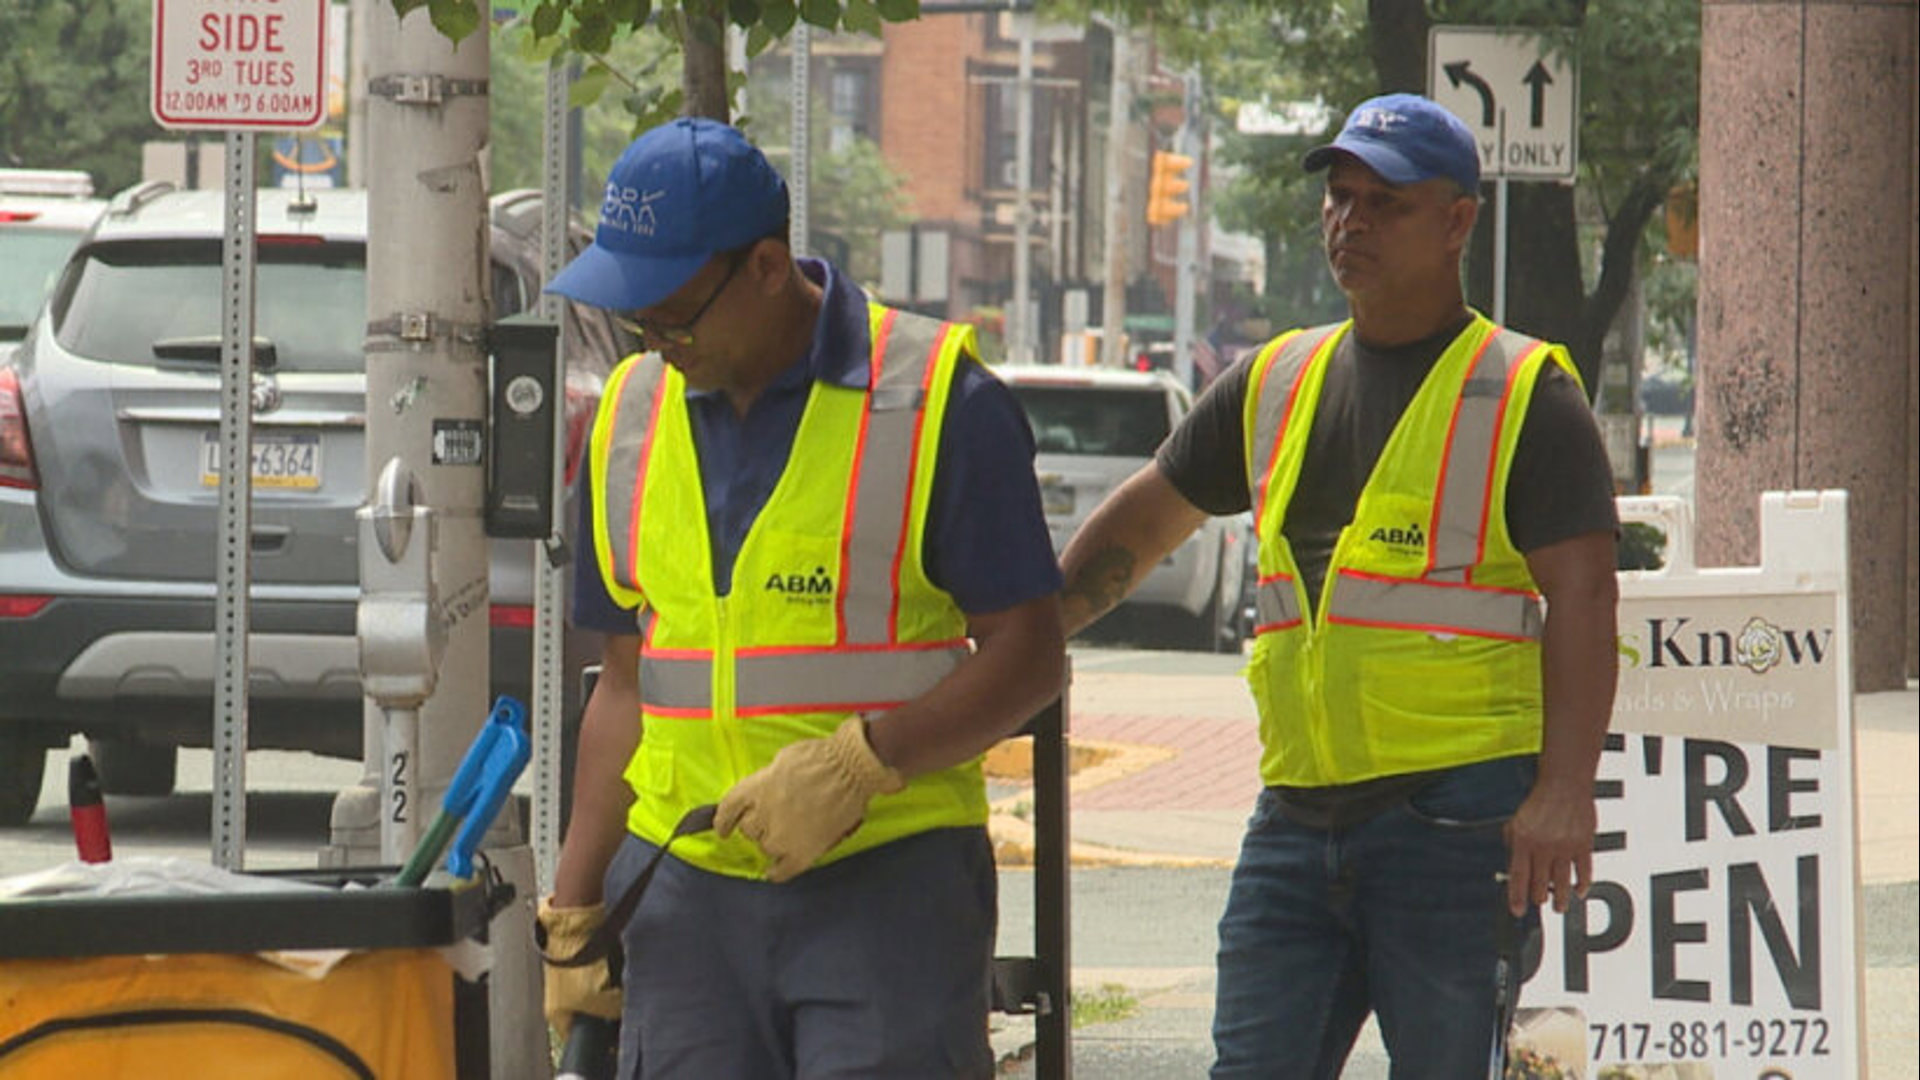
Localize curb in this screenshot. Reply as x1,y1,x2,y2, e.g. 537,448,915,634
985,737,1234,869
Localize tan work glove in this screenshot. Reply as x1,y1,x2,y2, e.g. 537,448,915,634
715,716,906,883
535,898,623,1037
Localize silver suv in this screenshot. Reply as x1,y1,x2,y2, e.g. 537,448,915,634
996,364,1251,652
1,169,108,365
0,184,621,824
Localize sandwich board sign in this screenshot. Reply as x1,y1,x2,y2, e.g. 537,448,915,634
1428,26,1578,181
152,0,328,130
1515,491,1862,1078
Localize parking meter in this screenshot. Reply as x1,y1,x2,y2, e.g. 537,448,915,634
485,315,560,539
358,457,446,861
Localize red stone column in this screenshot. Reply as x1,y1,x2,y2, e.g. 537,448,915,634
1695,0,1919,690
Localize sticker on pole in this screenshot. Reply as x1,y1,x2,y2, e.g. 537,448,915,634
152,0,328,131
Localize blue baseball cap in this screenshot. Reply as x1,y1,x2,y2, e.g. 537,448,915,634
545,118,789,311
1302,93,1480,193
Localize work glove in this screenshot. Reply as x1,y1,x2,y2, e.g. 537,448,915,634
715,716,906,883
535,898,623,1038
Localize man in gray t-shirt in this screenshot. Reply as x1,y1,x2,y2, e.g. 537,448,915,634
1056,93,1620,1079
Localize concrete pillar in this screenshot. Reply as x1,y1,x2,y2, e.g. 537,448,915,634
1695,0,1919,691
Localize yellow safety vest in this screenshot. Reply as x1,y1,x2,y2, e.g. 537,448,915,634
1242,315,1579,786
586,302,986,878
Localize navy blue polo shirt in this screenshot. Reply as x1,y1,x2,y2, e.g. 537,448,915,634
572,258,1061,634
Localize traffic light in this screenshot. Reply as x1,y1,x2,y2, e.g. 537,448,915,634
1146,150,1194,226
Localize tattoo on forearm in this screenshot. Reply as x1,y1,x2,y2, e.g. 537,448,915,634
1063,546,1138,616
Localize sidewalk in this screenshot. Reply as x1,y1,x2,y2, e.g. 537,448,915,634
987,666,1919,1076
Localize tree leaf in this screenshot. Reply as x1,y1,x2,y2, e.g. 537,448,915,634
843,0,881,36
630,0,654,30
760,0,797,34
569,63,614,108
873,0,918,21
571,12,616,53
428,0,482,42
516,25,567,61
798,0,840,31
609,0,643,24
530,0,563,36
744,22,777,56
390,0,432,16
729,0,764,27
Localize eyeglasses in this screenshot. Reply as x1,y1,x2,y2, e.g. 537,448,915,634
613,251,747,349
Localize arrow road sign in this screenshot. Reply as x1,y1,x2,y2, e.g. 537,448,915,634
1443,60,1495,126
1428,27,1578,181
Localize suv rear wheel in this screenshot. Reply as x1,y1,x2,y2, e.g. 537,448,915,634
0,734,48,826
89,737,177,797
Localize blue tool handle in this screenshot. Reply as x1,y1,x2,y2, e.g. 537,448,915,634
443,696,521,818
446,696,532,878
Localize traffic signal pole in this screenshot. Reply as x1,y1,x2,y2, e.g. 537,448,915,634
1100,23,1130,367
1171,71,1201,390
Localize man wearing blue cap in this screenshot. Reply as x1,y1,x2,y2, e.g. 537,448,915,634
535,117,1065,1078
1057,93,1620,1076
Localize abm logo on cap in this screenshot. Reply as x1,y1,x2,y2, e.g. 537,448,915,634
1350,106,1410,134
602,183,666,239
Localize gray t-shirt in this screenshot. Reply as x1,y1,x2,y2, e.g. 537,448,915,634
1156,317,1618,825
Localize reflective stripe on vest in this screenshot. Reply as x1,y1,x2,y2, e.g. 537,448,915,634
839,311,941,646
1330,570,1543,641
638,645,968,716
1251,322,1547,642
1253,574,1303,632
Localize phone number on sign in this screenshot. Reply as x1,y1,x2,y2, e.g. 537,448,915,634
1589,1018,1832,1061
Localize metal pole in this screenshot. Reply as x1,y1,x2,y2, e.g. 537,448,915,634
1032,674,1073,1078
346,0,367,187
1009,12,1035,364
1172,71,1199,390
788,25,811,256
1493,175,1508,325
1492,111,1507,325
531,56,574,896
1100,24,1129,368
211,130,257,871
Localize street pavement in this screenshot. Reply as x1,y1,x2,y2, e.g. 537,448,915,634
1,636,1909,1079
988,644,1919,1079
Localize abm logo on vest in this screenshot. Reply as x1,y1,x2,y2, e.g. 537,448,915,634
765,566,835,607
1367,521,1426,554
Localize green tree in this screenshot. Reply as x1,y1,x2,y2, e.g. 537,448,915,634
406,0,924,126
0,0,162,193
1046,0,1699,395
490,20,684,196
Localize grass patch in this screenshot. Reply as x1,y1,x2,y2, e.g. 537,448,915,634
1070,982,1139,1028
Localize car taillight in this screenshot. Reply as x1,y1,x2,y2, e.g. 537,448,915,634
490,604,535,629
0,210,43,223
0,594,52,619
0,367,37,490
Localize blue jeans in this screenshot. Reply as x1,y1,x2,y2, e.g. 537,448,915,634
605,826,997,1080
1210,755,1540,1080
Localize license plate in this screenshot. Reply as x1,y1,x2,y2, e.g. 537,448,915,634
200,431,323,489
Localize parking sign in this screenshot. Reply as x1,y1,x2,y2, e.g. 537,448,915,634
152,0,328,130
1428,27,1578,181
